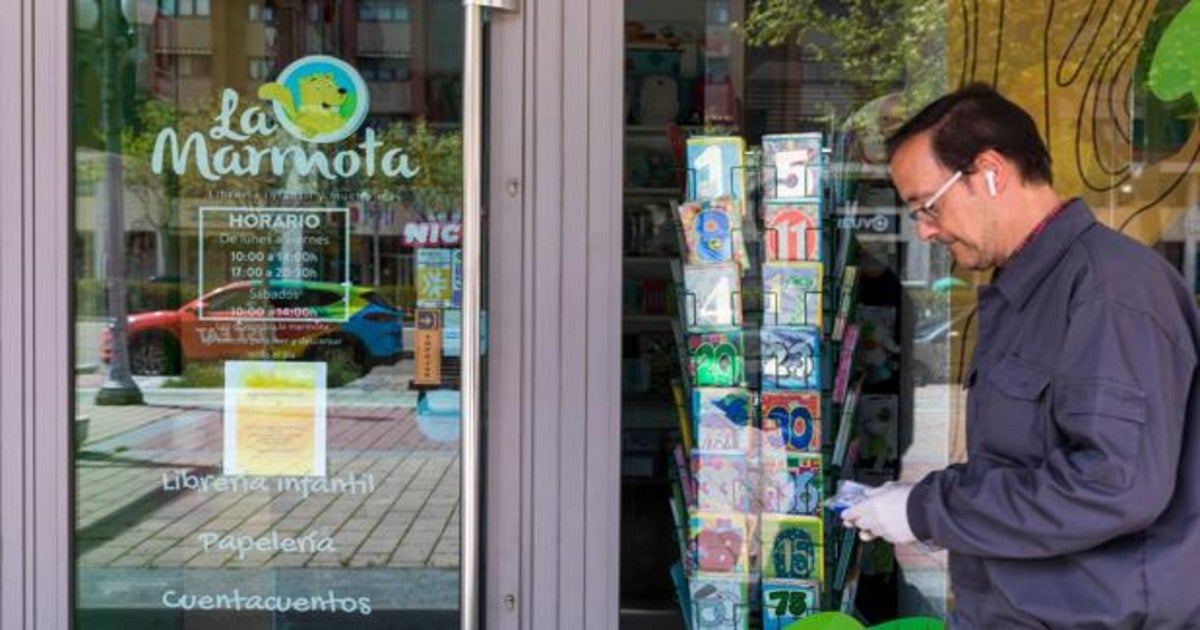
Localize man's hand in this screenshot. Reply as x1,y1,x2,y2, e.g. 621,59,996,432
841,482,916,544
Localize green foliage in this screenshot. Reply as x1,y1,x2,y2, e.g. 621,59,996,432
740,0,948,107
371,285,416,317
161,354,362,389
324,349,364,388
75,279,197,317
162,361,225,388
364,119,463,212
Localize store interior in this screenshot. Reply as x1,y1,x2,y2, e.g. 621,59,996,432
617,0,957,627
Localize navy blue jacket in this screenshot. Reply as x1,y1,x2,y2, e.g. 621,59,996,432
908,199,1200,628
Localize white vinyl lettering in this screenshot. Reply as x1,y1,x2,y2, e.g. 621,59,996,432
150,89,419,182
161,589,373,616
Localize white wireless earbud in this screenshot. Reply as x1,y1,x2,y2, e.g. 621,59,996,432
985,170,998,197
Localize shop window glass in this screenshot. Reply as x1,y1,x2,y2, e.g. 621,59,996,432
71,0,469,627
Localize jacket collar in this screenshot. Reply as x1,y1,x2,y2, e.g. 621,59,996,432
991,198,1095,310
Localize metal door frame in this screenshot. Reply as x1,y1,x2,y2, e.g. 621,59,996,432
0,0,624,628
1,1,73,627
484,0,624,628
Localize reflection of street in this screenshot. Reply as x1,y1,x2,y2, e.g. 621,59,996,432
896,383,961,618
77,317,107,372
74,361,461,611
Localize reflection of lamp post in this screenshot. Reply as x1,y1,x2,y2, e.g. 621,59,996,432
90,0,156,405
122,0,157,88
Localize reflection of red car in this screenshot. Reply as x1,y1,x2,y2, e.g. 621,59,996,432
101,281,403,382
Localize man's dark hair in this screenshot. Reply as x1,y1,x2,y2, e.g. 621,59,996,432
885,83,1053,185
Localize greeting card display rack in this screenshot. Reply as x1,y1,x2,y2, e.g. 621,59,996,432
665,132,877,629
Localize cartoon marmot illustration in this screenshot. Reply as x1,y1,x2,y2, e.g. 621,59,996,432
257,72,349,139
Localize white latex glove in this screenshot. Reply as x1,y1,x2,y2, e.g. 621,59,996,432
841,482,916,544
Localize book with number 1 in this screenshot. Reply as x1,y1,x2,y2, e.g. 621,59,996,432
686,136,747,204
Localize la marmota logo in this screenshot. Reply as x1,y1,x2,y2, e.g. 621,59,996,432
257,55,370,143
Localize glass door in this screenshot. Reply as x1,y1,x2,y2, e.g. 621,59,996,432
71,0,485,627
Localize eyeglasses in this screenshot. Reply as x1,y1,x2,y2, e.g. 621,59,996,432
908,170,964,223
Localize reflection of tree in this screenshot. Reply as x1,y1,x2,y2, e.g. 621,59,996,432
937,1,1200,459
741,0,947,110
121,100,188,277
361,119,463,214
944,1,1200,354
940,1,1185,240
747,2,1200,465
122,96,275,276
742,1,1200,241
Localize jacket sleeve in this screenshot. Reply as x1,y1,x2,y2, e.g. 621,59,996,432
907,296,1195,559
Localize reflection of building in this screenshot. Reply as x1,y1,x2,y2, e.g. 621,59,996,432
73,144,432,310
69,1,466,305
151,0,462,120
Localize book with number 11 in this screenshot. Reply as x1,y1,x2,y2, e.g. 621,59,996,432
764,201,821,262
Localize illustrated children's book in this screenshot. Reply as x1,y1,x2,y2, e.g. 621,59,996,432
690,511,751,574
762,261,823,328
679,198,742,264
693,387,754,452
687,136,747,203
687,328,746,387
760,391,822,454
761,514,824,582
672,381,695,453
669,485,693,573
761,326,821,390
762,579,820,629
832,526,859,591
683,263,742,329
673,443,696,508
690,573,751,630
832,265,859,342
762,133,823,201
832,323,860,404
764,201,822,262
832,377,864,467
670,561,692,629
693,452,750,512
761,453,824,516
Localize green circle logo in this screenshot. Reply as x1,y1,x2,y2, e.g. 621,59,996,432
256,55,370,144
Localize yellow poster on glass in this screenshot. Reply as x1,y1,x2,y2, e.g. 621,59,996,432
223,361,327,477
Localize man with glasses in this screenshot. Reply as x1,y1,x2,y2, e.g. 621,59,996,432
842,83,1200,627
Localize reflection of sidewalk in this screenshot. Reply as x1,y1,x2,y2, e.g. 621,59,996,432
895,384,960,617
76,360,420,409
75,363,461,604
